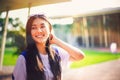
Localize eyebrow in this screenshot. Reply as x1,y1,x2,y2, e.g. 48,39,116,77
40,23,45,25
32,22,45,26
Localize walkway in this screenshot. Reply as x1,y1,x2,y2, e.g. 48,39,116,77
63,59,120,80
0,66,14,80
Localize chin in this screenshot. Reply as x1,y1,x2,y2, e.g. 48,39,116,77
36,39,47,44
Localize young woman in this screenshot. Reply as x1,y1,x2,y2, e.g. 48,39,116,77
12,14,85,80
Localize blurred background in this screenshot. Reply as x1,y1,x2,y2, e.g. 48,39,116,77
0,0,120,80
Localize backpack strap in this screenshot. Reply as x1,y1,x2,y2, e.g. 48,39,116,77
54,47,59,54
21,51,27,60
53,47,61,62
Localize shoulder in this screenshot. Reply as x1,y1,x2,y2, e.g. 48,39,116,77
17,55,26,63
16,51,27,64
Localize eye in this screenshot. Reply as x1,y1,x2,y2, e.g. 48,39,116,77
41,25,45,29
31,25,37,30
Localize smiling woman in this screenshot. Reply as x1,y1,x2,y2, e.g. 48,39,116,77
12,14,85,80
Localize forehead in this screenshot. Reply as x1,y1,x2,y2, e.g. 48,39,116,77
32,18,49,26
32,18,48,24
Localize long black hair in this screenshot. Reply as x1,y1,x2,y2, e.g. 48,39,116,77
25,14,61,80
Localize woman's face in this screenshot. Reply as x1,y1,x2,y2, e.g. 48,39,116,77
31,18,50,44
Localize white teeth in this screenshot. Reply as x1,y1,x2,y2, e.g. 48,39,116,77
36,35,43,38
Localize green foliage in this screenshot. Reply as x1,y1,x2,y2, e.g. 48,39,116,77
71,49,120,68
7,31,26,54
6,17,26,55
3,54,18,65
0,18,5,34
0,12,26,55
3,47,18,65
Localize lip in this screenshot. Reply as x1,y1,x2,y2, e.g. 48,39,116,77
35,34,46,38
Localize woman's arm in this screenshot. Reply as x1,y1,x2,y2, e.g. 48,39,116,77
50,34,85,61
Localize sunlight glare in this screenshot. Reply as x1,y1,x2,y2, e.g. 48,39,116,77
1,0,119,25
50,17,73,25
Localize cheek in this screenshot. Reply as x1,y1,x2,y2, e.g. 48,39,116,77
31,30,35,37
46,29,50,34
44,30,50,38
45,26,51,35
31,31,38,40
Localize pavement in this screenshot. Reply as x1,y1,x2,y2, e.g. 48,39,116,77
0,66,14,80
62,59,120,80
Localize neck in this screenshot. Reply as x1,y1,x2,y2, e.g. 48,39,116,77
36,43,47,55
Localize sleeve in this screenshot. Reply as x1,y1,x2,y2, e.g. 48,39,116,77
13,55,26,80
54,46,70,67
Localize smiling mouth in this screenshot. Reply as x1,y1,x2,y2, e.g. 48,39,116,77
35,34,46,38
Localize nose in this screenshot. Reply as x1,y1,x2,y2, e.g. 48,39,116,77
38,28,42,32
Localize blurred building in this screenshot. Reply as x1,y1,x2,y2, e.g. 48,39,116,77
53,8,120,48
